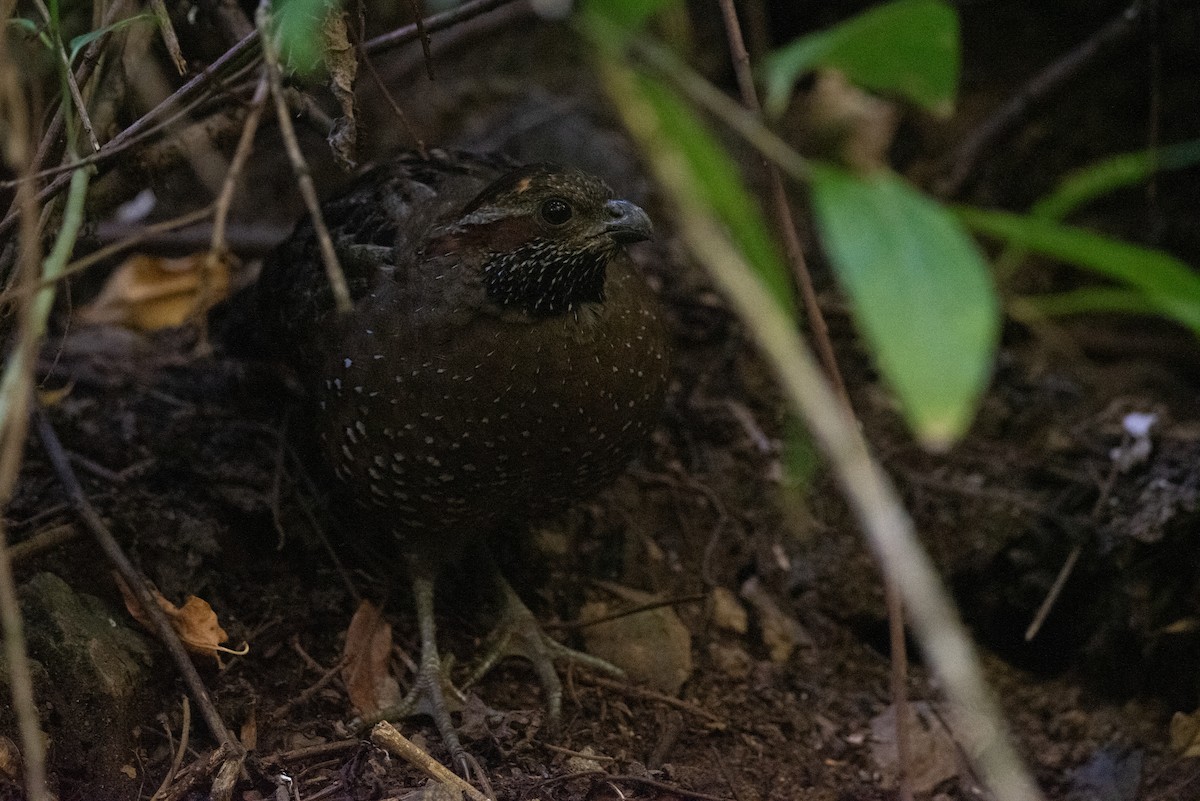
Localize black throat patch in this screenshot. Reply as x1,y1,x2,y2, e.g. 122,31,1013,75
482,238,610,316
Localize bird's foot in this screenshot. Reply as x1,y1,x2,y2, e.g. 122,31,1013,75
353,571,470,776
462,569,624,727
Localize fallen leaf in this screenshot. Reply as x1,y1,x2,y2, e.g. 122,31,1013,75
869,702,965,793
115,573,239,664
240,707,258,752
36,381,74,407
78,251,232,331
342,600,401,714
0,735,21,781
805,69,899,174
322,7,358,169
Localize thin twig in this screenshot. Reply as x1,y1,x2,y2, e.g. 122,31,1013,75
1,0,518,237
25,0,130,181
269,648,349,722
32,0,101,153
353,39,424,155
285,446,361,603
404,0,435,79
212,73,270,253
263,738,360,764
0,30,49,795
886,580,914,801
628,38,809,185
0,206,213,309
939,2,1147,196
371,722,493,801
1025,439,1124,641
541,743,617,763
0,29,259,237
150,0,188,74
532,770,731,801
33,411,241,753
0,86,243,191
256,0,351,313
583,675,727,727
7,523,78,563
150,696,192,801
715,0,849,406
547,592,706,631
598,55,1046,801
363,0,518,54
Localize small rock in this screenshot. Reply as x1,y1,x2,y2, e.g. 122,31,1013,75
4,572,156,799
581,585,692,695
709,587,748,634
707,643,752,679
740,576,813,663
565,746,606,773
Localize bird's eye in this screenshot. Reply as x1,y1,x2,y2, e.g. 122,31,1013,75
539,198,573,226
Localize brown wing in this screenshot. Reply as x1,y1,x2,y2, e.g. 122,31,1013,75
255,149,517,369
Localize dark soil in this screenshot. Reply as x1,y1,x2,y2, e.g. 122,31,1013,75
4,5,1200,801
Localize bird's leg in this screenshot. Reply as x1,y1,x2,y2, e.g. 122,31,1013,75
367,558,469,775
462,551,624,727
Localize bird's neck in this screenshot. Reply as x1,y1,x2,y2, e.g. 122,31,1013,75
426,220,612,317
481,240,609,316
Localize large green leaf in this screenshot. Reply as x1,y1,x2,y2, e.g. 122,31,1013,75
1032,137,1200,220
633,74,795,315
963,208,1200,334
1018,288,1159,319
68,12,155,64
582,0,676,30
764,0,959,117
274,0,329,73
812,165,998,447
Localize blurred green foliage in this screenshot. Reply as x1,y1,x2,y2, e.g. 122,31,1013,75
763,0,960,117
583,0,1197,450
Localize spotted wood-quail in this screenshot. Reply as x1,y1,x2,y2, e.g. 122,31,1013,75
257,149,669,766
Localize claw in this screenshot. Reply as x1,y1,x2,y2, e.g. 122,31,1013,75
463,557,624,726
357,566,470,775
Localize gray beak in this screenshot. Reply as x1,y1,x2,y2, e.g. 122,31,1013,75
603,199,654,244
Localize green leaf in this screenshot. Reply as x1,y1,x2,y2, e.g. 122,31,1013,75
274,0,330,74
962,208,1200,334
583,0,676,30
811,165,998,447
67,13,155,65
1017,287,1159,319
8,17,41,36
764,0,959,117
634,73,795,315
1032,137,1200,220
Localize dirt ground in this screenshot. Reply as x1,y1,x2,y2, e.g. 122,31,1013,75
3,4,1200,801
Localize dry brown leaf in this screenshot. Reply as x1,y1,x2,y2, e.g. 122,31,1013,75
805,69,899,174
114,573,236,664
78,251,232,331
0,735,22,782
342,600,401,714
240,707,258,752
323,7,358,169
869,702,966,793
36,380,74,407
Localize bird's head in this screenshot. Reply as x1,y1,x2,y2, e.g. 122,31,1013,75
426,164,653,316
